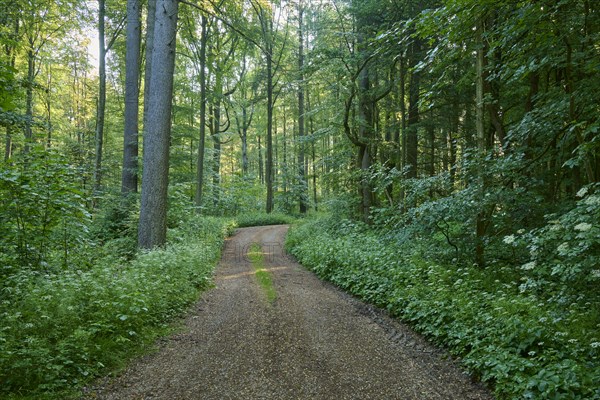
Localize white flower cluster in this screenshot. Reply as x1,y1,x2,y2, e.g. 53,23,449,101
503,235,516,245
584,194,600,206
574,222,592,232
557,242,569,255
521,261,536,270
576,187,588,198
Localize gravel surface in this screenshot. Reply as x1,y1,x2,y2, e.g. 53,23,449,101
82,225,494,400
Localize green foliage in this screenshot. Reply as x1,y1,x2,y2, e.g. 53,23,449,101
0,215,232,397
515,184,600,299
287,216,600,399
0,148,91,272
235,212,295,228
200,175,267,217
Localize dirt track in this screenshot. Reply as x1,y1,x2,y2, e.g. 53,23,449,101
84,225,493,400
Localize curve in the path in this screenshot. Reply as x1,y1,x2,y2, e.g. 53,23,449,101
85,225,493,400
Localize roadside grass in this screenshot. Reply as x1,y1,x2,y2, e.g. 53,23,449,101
286,216,600,400
235,212,295,228
0,216,235,399
248,243,277,303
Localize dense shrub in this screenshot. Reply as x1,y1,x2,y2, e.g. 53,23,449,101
286,216,600,399
235,212,295,227
0,216,233,397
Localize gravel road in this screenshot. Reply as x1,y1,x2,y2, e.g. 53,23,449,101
84,225,493,400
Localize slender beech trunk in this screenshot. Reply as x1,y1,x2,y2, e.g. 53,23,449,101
266,47,274,213
241,105,249,174
475,21,487,268
138,0,179,249
4,16,18,160
44,64,52,148
297,1,307,214
93,0,107,199
24,44,35,153
122,0,141,194
258,134,264,184
212,72,223,207
406,38,421,180
195,15,208,209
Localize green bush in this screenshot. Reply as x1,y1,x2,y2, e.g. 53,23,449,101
0,215,233,398
286,216,600,400
235,212,295,227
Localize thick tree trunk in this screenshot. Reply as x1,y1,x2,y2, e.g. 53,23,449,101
121,0,141,194
138,0,179,249
143,0,156,129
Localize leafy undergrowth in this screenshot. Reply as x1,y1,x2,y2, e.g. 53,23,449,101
0,216,234,399
286,216,600,400
235,212,295,228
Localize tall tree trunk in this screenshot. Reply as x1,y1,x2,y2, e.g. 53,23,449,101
306,84,317,211
427,115,435,177
121,0,141,194
398,55,406,170
4,127,12,161
211,57,225,208
475,20,487,268
405,38,421,179
358,66,374,222
24,45,35,153
3,15,17,160
258,134,264,184
282,109,288,194
266,46,274,213
138,0,179,249
241,105,249,175
194,15,208,209
93,0,107,200
297,1,307,214
143,0,156,130
44,64,52,149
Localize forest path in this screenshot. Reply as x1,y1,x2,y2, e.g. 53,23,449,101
84,225,493,400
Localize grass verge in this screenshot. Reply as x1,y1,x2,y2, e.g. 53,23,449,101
0,216,235,399
235,212,295,228
286,216,600,400
248,243,277,303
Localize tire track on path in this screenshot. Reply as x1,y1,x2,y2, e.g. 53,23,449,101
84,225,493,400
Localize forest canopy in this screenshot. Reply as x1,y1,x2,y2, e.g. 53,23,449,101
1,0,599,398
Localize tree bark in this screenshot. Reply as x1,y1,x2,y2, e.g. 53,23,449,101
297,1,307,214
24,45,35,153
266,46,274,213
93,0,107,199
405,38,421,179
194,15,208,209
138,0,179,249
475,21,487,268
121,0,141,194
